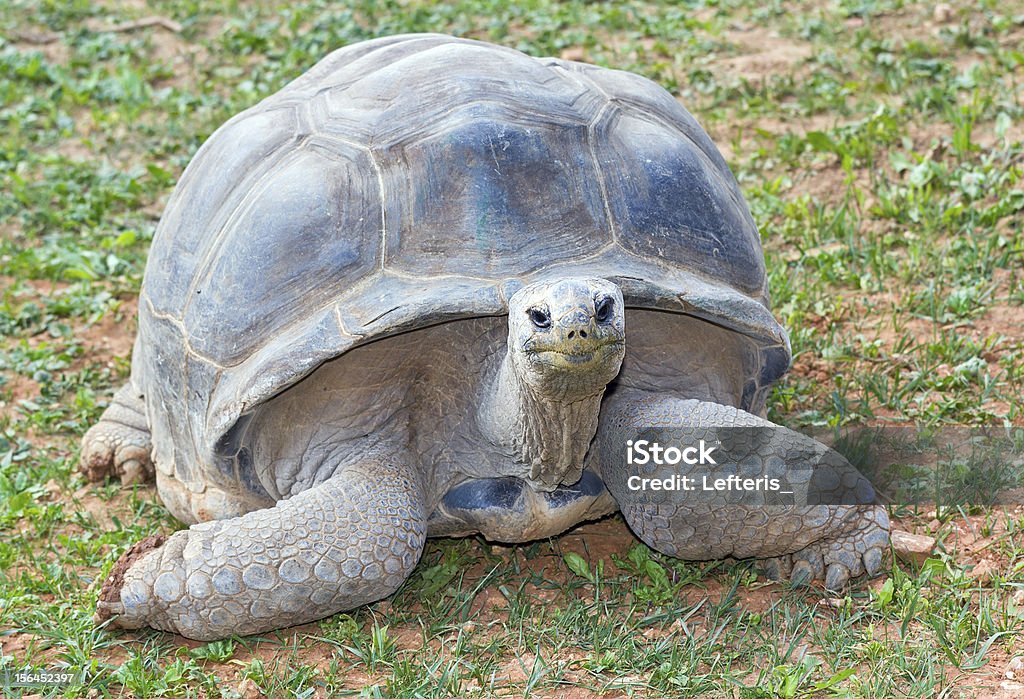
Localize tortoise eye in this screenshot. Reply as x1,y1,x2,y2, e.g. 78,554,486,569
595,297,614,323
528,308,551,329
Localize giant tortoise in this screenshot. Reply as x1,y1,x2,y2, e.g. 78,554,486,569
81,33,889,641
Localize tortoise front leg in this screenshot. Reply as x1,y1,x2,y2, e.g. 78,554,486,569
96,454,426,641
593,391,889,590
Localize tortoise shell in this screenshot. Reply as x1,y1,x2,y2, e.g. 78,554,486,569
133,33,790,496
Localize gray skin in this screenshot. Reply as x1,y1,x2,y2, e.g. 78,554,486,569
79,34,889,641
83,279,887,640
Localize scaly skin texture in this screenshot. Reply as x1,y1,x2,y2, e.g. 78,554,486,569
94,449,426,640
595,392,889,590
80,384,153,484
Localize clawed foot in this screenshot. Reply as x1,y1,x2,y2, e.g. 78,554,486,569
95,533,168,627
80,384,153,485
759,506,890,590
93,460,427,640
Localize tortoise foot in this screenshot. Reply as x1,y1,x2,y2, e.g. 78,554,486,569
759,505,890,590
95,460,426,640
95,533,168,625
80,384,153,485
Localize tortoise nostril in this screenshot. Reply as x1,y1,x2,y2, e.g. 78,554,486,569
580,330,587,338
567,330,575,339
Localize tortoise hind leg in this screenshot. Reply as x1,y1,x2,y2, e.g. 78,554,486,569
80,383,154,485
95,447,426,640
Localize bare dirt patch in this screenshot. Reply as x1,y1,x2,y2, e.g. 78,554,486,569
76,296,138,365
970,302,1024,346
10,32,70,65
708,112,843,166
54,136,99,162
859,3,969,46
0,375,42,422
713,27,814,79
143,26,212,91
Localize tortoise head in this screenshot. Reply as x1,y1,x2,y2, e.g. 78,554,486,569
507,278,626,402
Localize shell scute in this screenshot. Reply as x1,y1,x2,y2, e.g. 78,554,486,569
382,112,611,278
597,112,764,295
181,144,381,365
145,106,303,317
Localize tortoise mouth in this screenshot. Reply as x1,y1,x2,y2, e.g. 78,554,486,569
529,340,624,368
550,351,596,365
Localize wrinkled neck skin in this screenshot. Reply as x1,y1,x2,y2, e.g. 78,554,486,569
479,349,607,492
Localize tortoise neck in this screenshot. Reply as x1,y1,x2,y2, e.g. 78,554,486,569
480,351,605,491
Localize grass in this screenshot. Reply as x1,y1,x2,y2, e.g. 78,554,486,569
1,0,1023,696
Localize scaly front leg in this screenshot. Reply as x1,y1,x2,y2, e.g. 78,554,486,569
96,452,426,640
594,391,889,590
